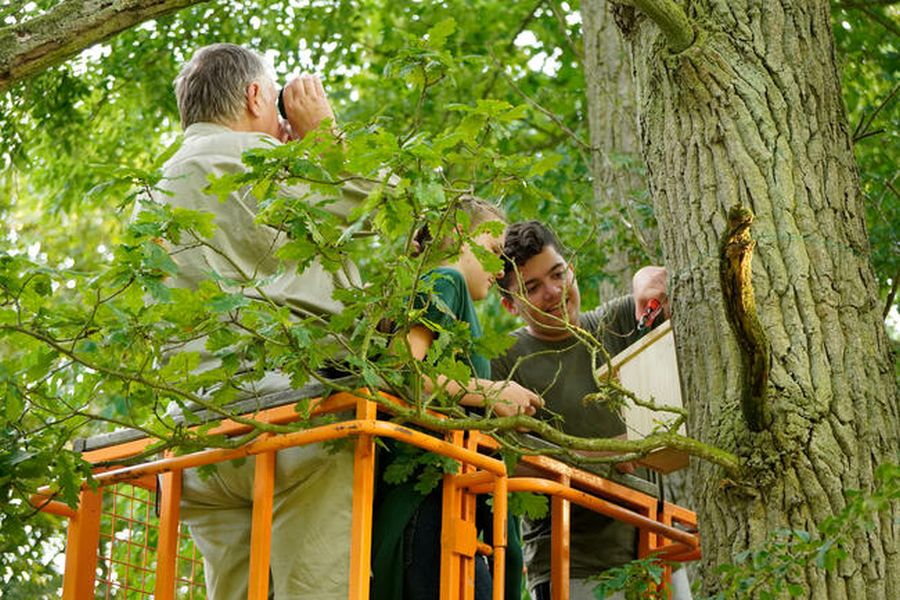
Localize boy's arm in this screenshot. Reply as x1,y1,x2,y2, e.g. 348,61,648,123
407,324,543,416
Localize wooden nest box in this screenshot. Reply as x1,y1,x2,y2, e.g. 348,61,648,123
596,320,689,474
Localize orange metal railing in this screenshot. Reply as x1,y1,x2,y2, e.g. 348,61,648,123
32,389,700,600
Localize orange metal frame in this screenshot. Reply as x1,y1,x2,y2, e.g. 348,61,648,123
33,390,700,600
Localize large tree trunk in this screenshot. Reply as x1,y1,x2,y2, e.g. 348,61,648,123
616,0,899,596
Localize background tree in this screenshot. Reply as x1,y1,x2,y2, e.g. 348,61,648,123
581,0,660,296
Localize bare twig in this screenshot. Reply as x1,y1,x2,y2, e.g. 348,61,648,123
853,82,900,143
836,3,900,38
480,0,547,99
495,57,592,166
547,0,583,60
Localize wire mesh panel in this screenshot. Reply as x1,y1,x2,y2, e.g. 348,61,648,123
174,526,206,599
94,481,205,598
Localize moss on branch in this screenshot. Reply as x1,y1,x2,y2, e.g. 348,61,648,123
2,323,741,478
0,0,205,92
348,386,743,478
628,0,695,53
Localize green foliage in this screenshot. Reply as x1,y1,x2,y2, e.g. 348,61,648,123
0,511,64,598
0,0,896,594
382,443,460,495
714,463,899,599
831,3,899,309
589,555,666,600
3,7,594,586
507,491,549,520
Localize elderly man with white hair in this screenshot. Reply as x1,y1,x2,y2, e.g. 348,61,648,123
155,43,368,600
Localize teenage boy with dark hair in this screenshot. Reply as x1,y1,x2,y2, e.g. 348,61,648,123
492,221,685,600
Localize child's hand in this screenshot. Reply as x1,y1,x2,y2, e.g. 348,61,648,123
490,381,544,417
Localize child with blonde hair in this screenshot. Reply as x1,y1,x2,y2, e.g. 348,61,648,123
372,197,541,600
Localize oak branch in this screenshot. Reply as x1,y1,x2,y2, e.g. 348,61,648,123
0,0,206,93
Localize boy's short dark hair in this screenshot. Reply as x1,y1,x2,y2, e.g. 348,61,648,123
499,221,567,296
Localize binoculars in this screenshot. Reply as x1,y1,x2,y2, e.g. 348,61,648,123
277,87,287,119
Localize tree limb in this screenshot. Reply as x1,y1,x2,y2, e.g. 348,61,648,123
853,81,900,143
0,0,206,93
415,409,743,477
495,58,592,165
547,0,582,60
479,0,546,100
833,0,900,10
0,323,303,437
618,0,696,53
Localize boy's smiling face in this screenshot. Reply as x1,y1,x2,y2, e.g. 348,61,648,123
501,244,581,341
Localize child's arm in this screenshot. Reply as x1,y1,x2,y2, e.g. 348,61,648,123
407,325,544,417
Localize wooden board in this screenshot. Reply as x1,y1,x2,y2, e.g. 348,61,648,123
597,321,689,473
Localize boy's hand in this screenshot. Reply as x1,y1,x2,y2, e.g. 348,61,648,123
281,74,336,140
490,381,544,417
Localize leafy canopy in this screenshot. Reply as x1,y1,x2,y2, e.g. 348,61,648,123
1,0,896,594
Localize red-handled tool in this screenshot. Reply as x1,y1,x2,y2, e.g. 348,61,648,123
637,298,663,334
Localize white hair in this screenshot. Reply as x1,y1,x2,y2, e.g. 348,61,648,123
173,43,271,128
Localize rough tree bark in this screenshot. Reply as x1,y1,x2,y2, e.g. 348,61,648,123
612,0,898,596
0,0,205,93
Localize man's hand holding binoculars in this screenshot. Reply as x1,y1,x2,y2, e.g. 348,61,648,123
277,74,336,142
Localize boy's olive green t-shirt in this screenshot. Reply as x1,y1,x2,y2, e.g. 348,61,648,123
491,295,642,584
491,295,638,438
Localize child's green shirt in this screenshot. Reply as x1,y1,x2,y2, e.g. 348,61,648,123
416,266,491,380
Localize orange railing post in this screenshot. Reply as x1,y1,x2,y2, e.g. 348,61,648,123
550,473,571,600
441,429,478,600
61,488,102,600
154,466,182,600
349,396,377,600
491,475,508,600
36,390,701,599
248,449,276,600
463,432,486,600
638,495,658,559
